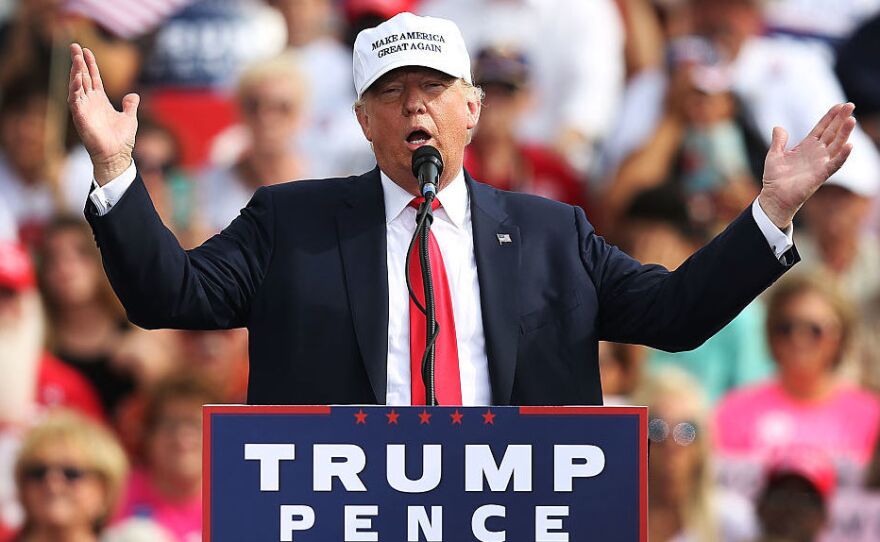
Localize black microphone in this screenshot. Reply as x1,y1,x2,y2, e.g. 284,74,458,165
411,145,443,200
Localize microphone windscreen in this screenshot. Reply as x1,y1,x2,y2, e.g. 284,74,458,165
411,145,444,179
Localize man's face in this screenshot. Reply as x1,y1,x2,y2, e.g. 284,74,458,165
803,185,871,247
355,67,481,193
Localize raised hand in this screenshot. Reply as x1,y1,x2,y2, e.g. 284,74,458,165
68,43,140,185
758,103,856,229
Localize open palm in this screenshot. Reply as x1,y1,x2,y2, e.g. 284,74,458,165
68,43,140,184
759,103,856,227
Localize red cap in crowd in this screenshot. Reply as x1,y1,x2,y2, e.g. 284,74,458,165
344,0,415,22
765,447,837,501
0,241,36,292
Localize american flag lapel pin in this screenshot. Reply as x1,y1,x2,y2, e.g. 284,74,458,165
496,233,512,245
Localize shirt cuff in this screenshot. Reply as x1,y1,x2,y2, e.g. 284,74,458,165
89,161,136,216
751,199,794,261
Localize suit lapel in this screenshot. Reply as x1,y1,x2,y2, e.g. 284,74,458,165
337,168,389,404
468,174,520,405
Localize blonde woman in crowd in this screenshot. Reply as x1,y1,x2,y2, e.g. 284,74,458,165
633,368,757,542
200,54,311,233
715,274,880,471
11,411,127,542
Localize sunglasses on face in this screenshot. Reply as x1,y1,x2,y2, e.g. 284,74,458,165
771,319,837,341
23,464,95,484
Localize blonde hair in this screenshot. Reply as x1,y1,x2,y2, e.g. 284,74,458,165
632,368,719,542
15,410,129,532
237,52,308,106
766,272,856,368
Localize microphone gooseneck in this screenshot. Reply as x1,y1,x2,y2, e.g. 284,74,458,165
406,145,444,405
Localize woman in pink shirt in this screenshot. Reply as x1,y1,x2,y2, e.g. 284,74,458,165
715,273,880,468
117,375,222,542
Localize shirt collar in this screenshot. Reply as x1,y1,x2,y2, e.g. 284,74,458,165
380,168,468,229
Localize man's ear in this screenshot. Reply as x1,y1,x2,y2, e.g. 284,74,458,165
355,102,373,142
466,89,481,130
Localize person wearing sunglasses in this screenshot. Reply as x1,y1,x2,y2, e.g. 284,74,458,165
633,368,757,542
11,411,128,542
715,273,880,472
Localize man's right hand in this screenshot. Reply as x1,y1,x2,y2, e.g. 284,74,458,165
68,43,140,185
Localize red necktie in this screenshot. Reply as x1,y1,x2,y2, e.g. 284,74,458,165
408,197,462,405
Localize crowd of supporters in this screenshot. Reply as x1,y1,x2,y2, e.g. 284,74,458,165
2,0,880,540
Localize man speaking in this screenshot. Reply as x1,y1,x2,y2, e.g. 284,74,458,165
68,13,855,407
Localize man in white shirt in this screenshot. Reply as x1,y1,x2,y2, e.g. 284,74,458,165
67,13,854,406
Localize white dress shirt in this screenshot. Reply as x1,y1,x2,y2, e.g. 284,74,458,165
89,162,793,404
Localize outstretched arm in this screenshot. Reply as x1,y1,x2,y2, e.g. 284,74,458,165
69,43,273,330
590,104,856,350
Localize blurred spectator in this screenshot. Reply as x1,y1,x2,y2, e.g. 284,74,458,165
0,240,104,540
760,0,880,43
139,0,286,168
117,376,223,542
463,46,587,209
263,0,374,178
200,55,311,232
132,117,203,246
177,329,249,403
797,173,880,390
101,517,174,542
342,0,416,45
419,0,625,172
110,329,181,395
605,37,763,231
597,0,696,183
754,448,836,542
715,274,880,469
691,0,880,205
110,329,183,456
0,73,93,246
599,341,647,405
0,1,141,101
620,187,775,404
11,411,128,542
633,368,757,542
835,13,880,151
38,217,135,417
0,240,105,425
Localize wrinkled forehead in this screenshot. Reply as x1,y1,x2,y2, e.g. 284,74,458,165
365,66,458,93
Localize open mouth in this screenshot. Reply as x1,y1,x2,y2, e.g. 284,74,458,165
406,129,432,147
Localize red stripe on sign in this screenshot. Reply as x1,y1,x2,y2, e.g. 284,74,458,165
639,407,648,542
203,405,334,416
202,404,213,542
518,406,646,416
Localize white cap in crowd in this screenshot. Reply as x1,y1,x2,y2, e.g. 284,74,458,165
352,12,472,97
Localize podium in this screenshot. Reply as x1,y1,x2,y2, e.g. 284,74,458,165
203,405,647,541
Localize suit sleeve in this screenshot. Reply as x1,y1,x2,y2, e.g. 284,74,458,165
85,173,274,330
577,205,798,352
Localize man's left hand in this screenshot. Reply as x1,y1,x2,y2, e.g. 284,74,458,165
758,103,856,229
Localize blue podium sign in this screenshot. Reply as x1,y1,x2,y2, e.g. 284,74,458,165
204,406,647,541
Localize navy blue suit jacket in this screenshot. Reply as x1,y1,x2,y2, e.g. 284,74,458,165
85,168,796,405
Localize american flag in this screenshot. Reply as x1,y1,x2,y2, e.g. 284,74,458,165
65,0,194,39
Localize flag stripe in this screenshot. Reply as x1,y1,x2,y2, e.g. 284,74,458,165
65,0,193,39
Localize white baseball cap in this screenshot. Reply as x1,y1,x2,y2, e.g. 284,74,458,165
352,12,472,98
